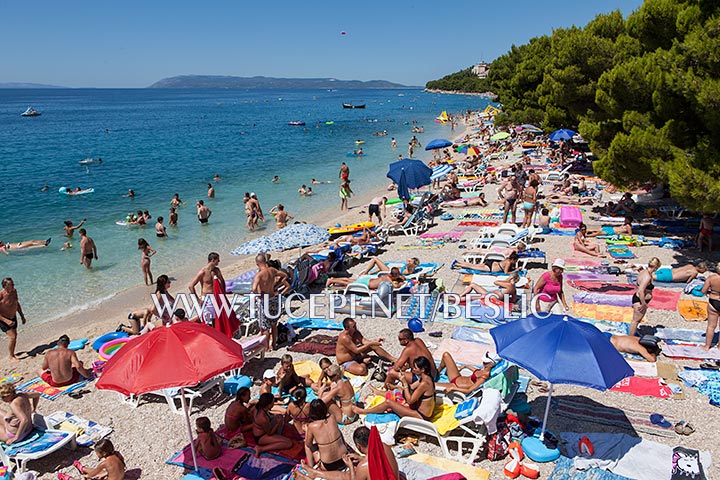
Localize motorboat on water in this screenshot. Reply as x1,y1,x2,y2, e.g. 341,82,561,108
342,103,366,109
21,107,41,117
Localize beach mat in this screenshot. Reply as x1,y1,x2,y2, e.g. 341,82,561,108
663,343,720,360
607,245,635,259
406,452,490,480
564,273,619,282
572,303,634,323
287,334,338,356
167,445,247,472
46,411,112,447
287,317,343,330
678,298,707,322
548,455,633,480
432,338,494,368
610,376,673,398
571,288,681,310
655,327,709,343
552,396,678,437
15,376,89,400
419,231,463,239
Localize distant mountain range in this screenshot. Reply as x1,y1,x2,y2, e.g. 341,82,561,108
149,75,415,89
0,82,64,89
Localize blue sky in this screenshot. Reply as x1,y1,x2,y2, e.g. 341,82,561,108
1,0,644,87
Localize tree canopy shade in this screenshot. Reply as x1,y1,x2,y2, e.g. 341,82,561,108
425,0,720,212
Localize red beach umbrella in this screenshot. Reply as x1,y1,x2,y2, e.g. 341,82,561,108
212,276,240,339
96,322,245,470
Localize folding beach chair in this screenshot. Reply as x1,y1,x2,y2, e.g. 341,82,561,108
0,413,77,474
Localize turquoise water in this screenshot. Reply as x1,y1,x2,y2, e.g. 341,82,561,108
0,88,488,323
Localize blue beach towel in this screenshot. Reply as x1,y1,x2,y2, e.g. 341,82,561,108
287,317,343,330
4,429,71,457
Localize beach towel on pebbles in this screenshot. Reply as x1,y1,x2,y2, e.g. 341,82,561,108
432,338,495,368
610,376,673,398
560,432,712,480
15,376,89,400
677,368,720,406
549,455,633,480
663,344,720,361
572,303,634,323
287,334,338,356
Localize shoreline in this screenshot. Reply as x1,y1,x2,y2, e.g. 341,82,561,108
424,88,497,99
0,144,429,374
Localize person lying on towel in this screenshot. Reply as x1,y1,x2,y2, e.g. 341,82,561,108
38,334,93,387
651,262,707,283
606,333,660,362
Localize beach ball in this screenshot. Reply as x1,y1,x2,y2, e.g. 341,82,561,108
408,317,423,333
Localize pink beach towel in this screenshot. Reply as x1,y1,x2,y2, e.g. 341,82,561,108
563,258,603,267
610,377,673,399
432,338,494,368
419,231,464,239
167,445,247,471
570,281,681,310
662,344,720,361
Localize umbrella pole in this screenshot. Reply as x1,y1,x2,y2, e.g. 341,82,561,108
180,387,199,471
539,383,553,441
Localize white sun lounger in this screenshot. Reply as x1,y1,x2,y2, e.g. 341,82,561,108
0,413,77,474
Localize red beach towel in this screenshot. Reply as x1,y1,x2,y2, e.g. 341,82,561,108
611,377,673,399
368,425,397,480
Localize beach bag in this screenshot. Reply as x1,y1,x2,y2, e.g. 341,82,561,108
485,420,511,460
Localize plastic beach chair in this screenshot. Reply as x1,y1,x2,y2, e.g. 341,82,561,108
0,413,77,474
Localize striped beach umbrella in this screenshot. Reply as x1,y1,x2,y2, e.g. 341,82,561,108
431,164,454,181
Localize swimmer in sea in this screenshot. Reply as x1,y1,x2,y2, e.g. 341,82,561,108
123,189,135,198
169,207,178,227
155,217,168,238
61,242,72,251
207,183,215,199
40,184,49,192
64,219,86,238
272,175,280,183
306,187,313,196
0,238,52,254
311,179,330,185
213,173,221,182
197,200,212,224
170,193,185,208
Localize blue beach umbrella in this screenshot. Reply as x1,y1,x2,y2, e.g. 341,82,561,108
491,314,633,460
387,159,432,190
425,138,453,150
548,129,576,141
430,164,454,181
397,170,411,201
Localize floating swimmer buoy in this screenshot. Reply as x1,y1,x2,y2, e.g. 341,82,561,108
98,338,127,361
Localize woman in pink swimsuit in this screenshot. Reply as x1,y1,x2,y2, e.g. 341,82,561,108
534,259,571,313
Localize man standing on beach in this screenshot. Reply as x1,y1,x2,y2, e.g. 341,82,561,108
79,229,97,269
39,335,93,386
252,254,286,351
0,278,26,362
197,200,212,224
189,252,226,324
368,196,387,224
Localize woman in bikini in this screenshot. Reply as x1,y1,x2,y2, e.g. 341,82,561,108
225,387,253,437
437,352,496,394
451,252,520,274
521,180,539,228
630,257,661,336
352,356,436,421
318,364,358,425
286,387,312,437
573,224,605,257
0,384,39,445
701,264,720,351
138,238,157,286
304,399,348,471
498,175,519,224
194,416,222,460
252,393,293,456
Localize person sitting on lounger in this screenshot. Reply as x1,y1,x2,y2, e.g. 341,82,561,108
460,273,519,305
225,387,253,436
361,257,419,276
353,356,436,420
451,252,520,274
326,267,405,290
586,216,633,237
0,383,39,445
573,223,605,257
38,334,93,387
383,205,415,227
437,352,498,394
292,426,403,480
335,318,395,376
385,329,437,387
252,393,294,455
194,416,222,461
331,228,379,247
304,399,348,471
652,262,707,283
318,364,358,425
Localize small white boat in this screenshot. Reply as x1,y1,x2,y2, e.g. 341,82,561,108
21,107,41,117
79,158,95,165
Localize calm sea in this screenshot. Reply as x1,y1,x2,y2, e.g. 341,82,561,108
0,88,489,324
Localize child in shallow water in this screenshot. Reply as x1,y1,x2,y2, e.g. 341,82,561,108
62,438,126,480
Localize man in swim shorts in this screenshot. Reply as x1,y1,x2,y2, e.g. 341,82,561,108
252,254,287,351
367,196,387,224
385,328,438,388
196,200,212,224
336,318,395,376
79,229,97,269
39,335,93,387
189,252,226,324
652,262,707,283
0,278,26,362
